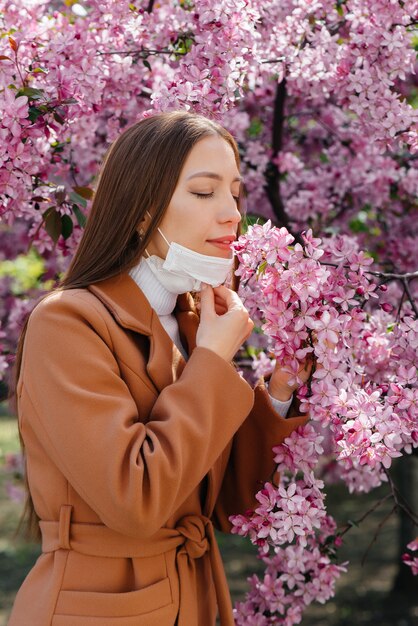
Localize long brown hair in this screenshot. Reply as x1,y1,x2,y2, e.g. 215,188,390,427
13,110,242,540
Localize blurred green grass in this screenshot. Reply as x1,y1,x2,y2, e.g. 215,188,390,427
0,414,40,626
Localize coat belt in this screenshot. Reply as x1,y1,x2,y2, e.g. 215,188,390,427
39,505,235,626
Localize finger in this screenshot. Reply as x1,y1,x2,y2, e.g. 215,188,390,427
214,293,228,314
214,300,228,311
244,318,255,341
214,300,228,312
213,285,245,312
199,284,215,322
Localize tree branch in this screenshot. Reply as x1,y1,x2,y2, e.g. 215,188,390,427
338,492,393,538
360,504,398,567
97,48,176,57
264,80,303,244
402,276,418,318
320,262,418,281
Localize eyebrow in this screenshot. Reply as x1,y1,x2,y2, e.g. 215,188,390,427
186,171,242,183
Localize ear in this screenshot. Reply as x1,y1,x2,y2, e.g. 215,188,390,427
137,212,150,237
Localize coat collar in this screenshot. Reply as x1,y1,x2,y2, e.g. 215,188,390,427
88,273,200,391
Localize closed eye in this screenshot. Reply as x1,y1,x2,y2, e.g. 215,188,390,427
192,192,214,199
192,192,240,203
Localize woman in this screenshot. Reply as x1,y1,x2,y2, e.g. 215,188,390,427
9,111,309,626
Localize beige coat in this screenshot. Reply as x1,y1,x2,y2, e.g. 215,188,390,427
8,273,307,626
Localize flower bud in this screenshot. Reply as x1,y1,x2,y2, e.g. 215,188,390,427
381,302,393,313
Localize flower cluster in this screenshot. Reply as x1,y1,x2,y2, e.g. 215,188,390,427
151,0,261,115
230,222,417,622
234,222,417,486
235,534,347,626
231,424,347,624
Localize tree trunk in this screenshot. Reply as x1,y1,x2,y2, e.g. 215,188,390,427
392,451,418,594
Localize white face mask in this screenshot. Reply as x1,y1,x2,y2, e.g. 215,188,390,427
144,224,234,294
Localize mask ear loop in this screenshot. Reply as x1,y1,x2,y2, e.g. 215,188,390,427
145,210,171,258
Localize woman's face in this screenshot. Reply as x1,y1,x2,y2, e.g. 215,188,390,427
146,134,242,259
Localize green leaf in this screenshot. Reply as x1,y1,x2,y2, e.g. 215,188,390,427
349,207,371,233
61,214,74,239
28,106,44,123
407,87,418,110
246,345,259,358
69,192,87,208
51,141,66,152
72,204,87,228
241,214,267,233
61,97,78,105
367,250,379,262
248,117,263,138
349,218,368,233
73,186,94,200
347,519,359,528
257,260,267,276
16,87,44,100
43,207,62,243
143,59,152,71
53,111,65,125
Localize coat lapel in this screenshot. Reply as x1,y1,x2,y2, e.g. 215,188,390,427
175,293,200,354
88,274,197,393
148,313,186,392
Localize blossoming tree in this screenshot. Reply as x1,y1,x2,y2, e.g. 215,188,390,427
1,0,417,623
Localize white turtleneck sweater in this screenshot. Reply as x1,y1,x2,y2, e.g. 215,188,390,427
129,257,292,417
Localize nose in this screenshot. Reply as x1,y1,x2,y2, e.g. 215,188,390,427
219,193,241,226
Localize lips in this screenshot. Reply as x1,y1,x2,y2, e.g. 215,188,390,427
206,236,236,244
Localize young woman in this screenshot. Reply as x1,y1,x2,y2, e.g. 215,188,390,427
9,111,309,626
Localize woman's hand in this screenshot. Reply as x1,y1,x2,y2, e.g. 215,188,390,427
268,357,313,401
196,284,254,362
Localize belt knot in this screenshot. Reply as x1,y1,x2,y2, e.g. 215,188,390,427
176,515,210,559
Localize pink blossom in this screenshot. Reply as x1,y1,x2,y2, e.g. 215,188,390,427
1,89,29,138
1,1,418,623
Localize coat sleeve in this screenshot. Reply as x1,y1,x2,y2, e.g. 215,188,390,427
211,383,309,532
18,291,254,538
